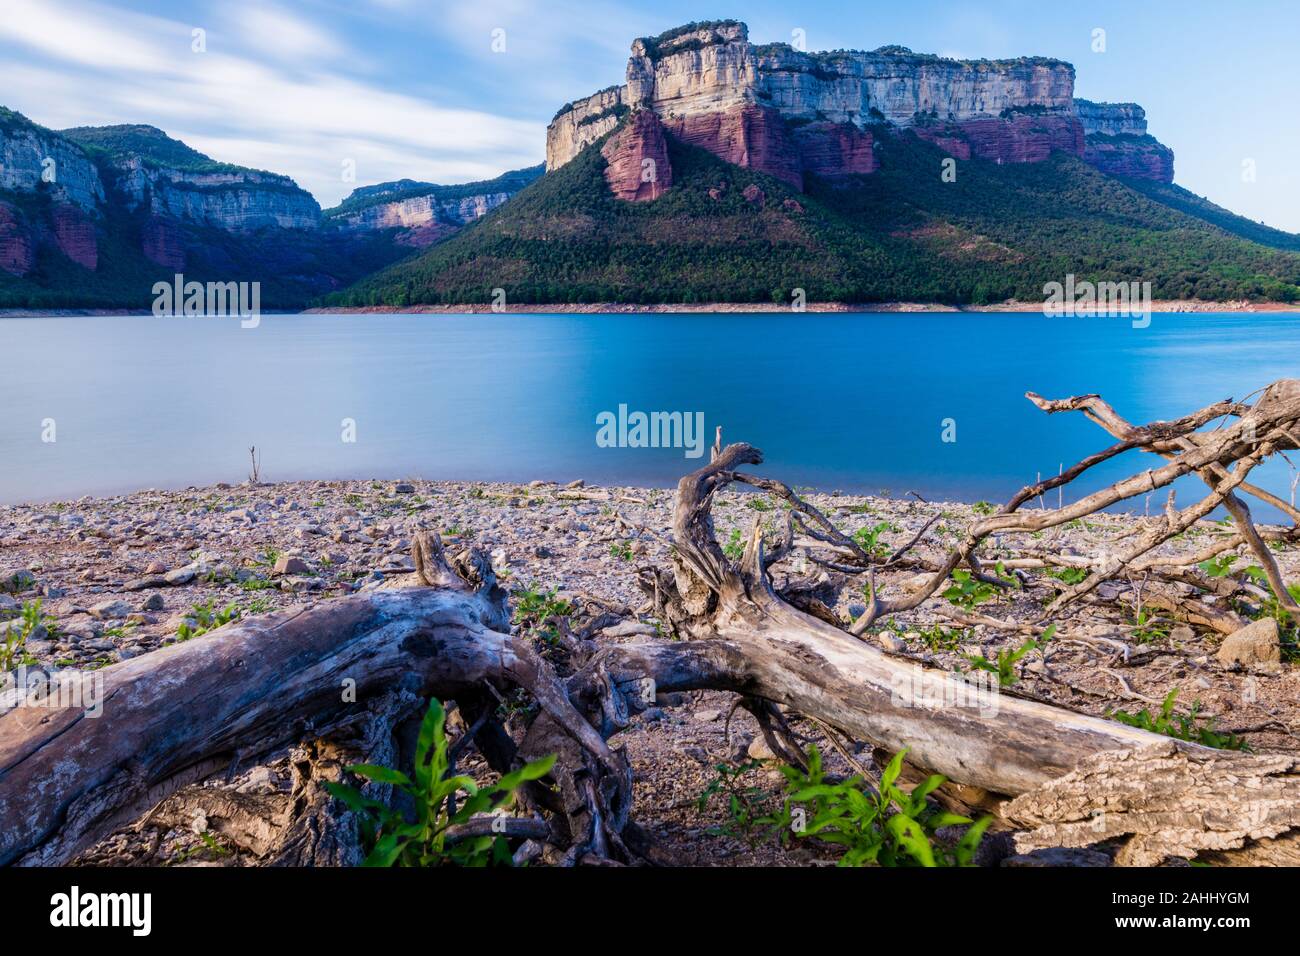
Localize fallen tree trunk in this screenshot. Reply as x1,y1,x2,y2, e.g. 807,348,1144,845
6,382,1300,866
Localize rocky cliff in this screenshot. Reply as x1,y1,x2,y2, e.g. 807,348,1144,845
602,110,673,200
547,21,1175,194
62,126,321,233
0,110,105,212
0,201,34,275
1076,100,1174,182
324,165,543,247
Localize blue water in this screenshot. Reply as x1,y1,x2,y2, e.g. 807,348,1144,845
1,312,1298,514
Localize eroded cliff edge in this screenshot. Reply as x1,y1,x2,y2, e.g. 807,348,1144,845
547,20,1175,197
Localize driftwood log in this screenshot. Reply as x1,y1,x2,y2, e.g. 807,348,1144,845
5,380,1300,866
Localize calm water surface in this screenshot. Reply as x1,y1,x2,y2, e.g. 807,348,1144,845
1,312,1298,516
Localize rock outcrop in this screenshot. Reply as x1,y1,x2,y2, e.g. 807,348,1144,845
141,215,185,270
791,121,877,178
0,111,105,212
1076,100,1174,182
663,104,801,188
0,201,34,276
51,204,97,270
911,111,1084,165
60,125,322,233
326,165,543,246
547,21,1175,192
601,109,673,200
109,155,321,232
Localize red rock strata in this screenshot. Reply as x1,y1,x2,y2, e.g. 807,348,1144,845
792,121,878,179
52,204,98,270
1083,137,1175,183
601,110,673,202
142,216,186,269
914,113,1084,164
0,202,34,276
663,105,802,190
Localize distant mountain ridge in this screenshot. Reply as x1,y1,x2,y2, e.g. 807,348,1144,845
3,19,1299,312
327,20,1300,310
322,165,543,248
0,108,540,308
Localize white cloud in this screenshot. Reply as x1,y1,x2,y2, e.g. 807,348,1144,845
225,3,349,63
0,0,545,206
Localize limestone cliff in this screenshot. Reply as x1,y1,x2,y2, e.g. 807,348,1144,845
1076,100,1174,182
546,20,1174,192
325,165,543,246
108,156,321,231
62,126,321,232
0,110,104,212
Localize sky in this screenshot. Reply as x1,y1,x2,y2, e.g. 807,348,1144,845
0,0,1296,228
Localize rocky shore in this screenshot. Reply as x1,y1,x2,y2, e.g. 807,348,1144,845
3,476,1298,865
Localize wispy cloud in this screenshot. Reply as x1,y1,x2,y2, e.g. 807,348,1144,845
0,0,545,205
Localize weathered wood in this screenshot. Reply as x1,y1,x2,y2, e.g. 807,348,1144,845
1005,741,1300,866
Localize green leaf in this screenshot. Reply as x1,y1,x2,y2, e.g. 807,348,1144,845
346,764,413,788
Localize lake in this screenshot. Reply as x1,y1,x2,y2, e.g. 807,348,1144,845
2,311,1299,517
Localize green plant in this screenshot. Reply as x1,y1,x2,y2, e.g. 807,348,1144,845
911,624,965,652
609,540,634,561
697,760,774,845
965,625,1055,686
1110,689,1249,751
722,528,744,561
1198,554,1239,578
172,830,231,865
1047,566,1089,586
768,747,991,867
853,521,900,559
942,569,997,610
512,584,573,644
242,595,274,615
176,599,240,641
324,698,556,866
1,599,50,671
1129,606,1170,644
971,501,997,516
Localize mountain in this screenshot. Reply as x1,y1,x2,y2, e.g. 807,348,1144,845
322,165,543,248
0,110,538,310
327,20,1300,308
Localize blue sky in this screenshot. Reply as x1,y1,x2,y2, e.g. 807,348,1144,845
1,0,1296,229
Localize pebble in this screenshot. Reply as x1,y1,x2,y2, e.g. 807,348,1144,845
89,599,132,620
274,555,309,575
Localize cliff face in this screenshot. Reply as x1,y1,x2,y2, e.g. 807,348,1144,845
1076,100,1147,136
547,21,1174,193
51,204,97,269
0,201,34,275
547,87,627,172
326,166,543,246
0,118,104,212
334,191,511,230
141,215,185,269
602,110,673,200
109,156,321,231
1076,100,1174,182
